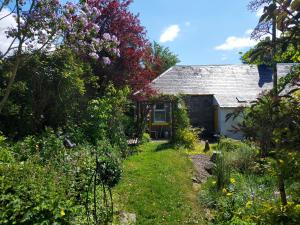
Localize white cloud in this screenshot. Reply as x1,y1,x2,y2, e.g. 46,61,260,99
159,25,180,43
215,29,258,51
0,8,17,55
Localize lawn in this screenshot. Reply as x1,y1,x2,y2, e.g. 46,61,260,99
113,141,205,225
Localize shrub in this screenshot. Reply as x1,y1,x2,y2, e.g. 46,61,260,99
214,152,231,190
219,138,251,152
175,127,200,150
172,97,201,149
11,128,64,164
0,133,14,163
96,140,122,188
85,84,130,157
0,161,86,224
141,132,151,144
219,138,258,173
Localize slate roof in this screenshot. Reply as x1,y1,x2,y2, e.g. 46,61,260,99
151,64,295,107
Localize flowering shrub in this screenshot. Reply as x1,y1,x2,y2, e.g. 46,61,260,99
171,96,201,149
0,0,120,112
199,139,300,225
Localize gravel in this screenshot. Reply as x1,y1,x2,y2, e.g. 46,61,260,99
190,154,214,183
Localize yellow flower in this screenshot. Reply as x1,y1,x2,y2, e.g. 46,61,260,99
222,188,227,194
226,192,233,196
246,201,253,208
230,178,236,184
60,209,65,217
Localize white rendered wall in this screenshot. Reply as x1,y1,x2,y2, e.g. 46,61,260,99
218,107,243,140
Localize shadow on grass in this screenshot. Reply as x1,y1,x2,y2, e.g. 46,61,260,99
155,142,174,152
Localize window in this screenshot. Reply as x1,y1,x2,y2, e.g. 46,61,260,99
236,96,247,103
154,103,166,122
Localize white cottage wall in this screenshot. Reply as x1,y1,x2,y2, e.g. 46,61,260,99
218,107,243,140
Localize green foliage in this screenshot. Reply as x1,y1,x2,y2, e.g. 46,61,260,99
141,132,151,144
214,152,231,190
151,41,181,75
0,132,14,163
0,161,86,224
172,97,201,149
241,38,300,65
11,128,63,164
0,128,125,224
219,138,258,173
174,128,201,150
85,84,130,156
0,49,90,139
96,141,122,188
200,138,300,225
219,138,251,152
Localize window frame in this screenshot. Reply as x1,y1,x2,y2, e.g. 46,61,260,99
153,103,167,123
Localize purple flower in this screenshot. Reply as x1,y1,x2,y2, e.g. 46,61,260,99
89,52,99,59
103,33,111,41
92,24,100,32
111,35,118,42
102,57,111,65
112,48,120,57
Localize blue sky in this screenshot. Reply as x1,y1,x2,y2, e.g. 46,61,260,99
130,0,263,65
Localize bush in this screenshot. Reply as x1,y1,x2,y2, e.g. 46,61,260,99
214,152,231,190
0,133,15,163
85,84,130,157
219,138,251,152
96,141,122,188
0,161,86,224
219,138,258,173
172,97,201,149
141,132,151,144
199,173,278,225
175,128,200,150
11,128,64,164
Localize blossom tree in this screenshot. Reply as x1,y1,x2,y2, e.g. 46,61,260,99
84,0,158,98
0,0,120,112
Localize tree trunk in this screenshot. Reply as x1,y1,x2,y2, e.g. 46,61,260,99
271,2,287,207
0,56,21,113
277,164,288,206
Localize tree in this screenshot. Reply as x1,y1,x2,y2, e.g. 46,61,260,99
0,48,90,138
241,37,300,64
248,0,300,93
149,41,180,76
240,66,300,206
0,0,119,112
84,0,179,98
244,0,300,206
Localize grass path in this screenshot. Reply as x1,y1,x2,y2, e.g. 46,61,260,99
113,141,205,225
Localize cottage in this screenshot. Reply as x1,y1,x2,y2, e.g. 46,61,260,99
136,64,294,140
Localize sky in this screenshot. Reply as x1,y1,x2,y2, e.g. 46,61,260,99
130,0,264,65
